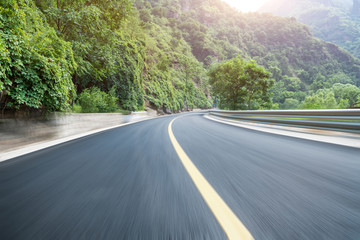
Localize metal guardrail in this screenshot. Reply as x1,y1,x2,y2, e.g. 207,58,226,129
209,109,360,132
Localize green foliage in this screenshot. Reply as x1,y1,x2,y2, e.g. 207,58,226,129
110,34,146,111
3,0,360,113
128,11,212,111
332,83,360,107
260,0,360,58
71,104,82,113
37,0,133,34
300,83,360,109
0,0,75,111
145,0,360,110
35,0,147,111
0,78,4,91
77,87,118,113
300,89,338,109
33,0,210,112
209,57,273,110
282,98,300,109
144,56,211,111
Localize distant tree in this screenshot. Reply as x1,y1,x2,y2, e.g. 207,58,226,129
310,73,354,91
208,57,273,110
300,89,338,109
300,84,360,109
282,98,300,109
332,83,360,107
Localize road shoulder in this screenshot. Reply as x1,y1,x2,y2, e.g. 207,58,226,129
0,115,159,162
205,114,360,149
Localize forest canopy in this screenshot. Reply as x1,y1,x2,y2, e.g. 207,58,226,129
1,0,360,113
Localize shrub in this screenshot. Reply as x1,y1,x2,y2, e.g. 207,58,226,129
71,104,82,113
78,87,118,113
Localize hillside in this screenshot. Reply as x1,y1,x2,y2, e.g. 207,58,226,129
142,0,360,108
259,0,353,14
0,0,211,113
1,0,360,112
259,0,360,58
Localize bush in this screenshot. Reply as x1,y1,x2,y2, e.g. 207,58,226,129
71,104,82,113
281,98,300,109
1,0,76,111
300,89,338,109
77,87,118,113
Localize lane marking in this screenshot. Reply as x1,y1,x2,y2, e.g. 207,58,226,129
205,114,360,149
0,112,182,162
0,119,152,162
168,116,254,240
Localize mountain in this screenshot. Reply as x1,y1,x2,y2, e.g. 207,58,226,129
1,0,212,113
138,0,360,108
1,0,360,113
259,0,360,58
259,0,353,14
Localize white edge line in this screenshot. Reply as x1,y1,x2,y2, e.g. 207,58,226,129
205,114,360,149
0,111,209,162
0,115,169,162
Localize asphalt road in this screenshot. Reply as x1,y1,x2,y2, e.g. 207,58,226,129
1,112,360,239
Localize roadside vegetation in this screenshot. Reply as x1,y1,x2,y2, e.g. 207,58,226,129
208,57,274,110
74,87,119,113
1,0,360,113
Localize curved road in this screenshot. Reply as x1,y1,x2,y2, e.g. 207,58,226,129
1,112,360,239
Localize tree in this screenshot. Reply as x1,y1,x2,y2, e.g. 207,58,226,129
300,89,338,109
35,0,148,111
35,0,135,90
208,57,273,110
332,83,360,108
282,98,300,109
36,0,133,36
0,0,76,111
300,84,360,109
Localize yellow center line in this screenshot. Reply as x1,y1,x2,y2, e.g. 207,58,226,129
168,116,254,240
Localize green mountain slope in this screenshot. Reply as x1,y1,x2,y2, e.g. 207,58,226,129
1,0,211,113
259,0,360,58
259,0,352,14
1,0,360,112
141,0,360,108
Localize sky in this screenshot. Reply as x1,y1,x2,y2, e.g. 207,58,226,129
221,0,268,12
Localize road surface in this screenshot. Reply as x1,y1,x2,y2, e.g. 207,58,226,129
1,112,360,239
